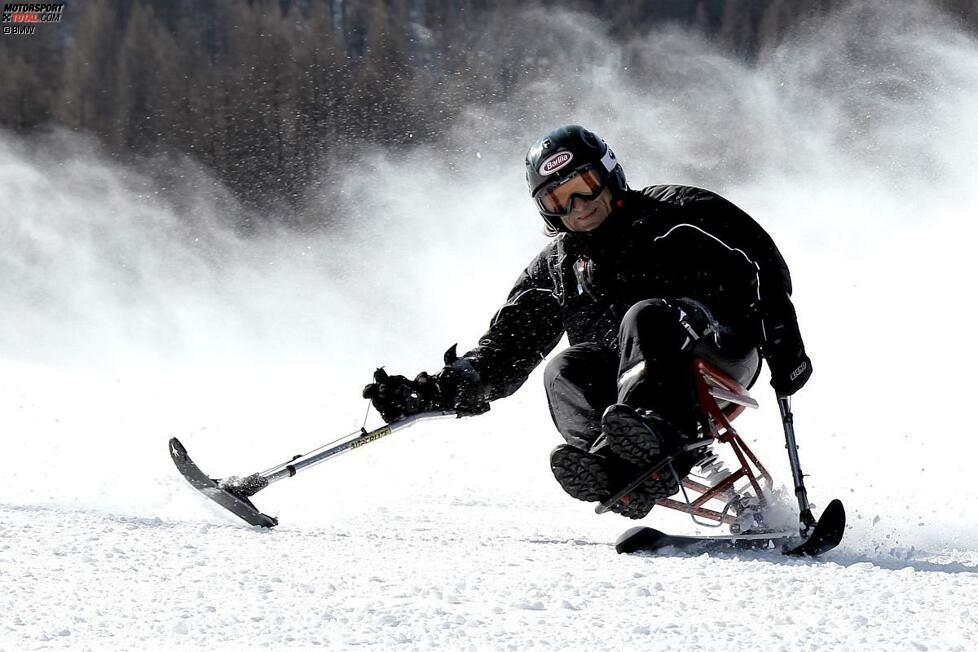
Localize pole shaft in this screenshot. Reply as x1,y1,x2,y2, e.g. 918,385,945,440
259,411,456,487
777,396,815,535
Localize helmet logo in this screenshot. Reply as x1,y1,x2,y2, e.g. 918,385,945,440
539,151,573,175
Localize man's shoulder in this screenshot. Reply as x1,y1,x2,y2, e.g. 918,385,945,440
634,184,727,207
629,185,751,227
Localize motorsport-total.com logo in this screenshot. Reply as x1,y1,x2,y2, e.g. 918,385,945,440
1,3,64,35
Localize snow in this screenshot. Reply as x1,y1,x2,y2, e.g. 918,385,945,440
4,1,978,649
4,503,977,650
3,363,977,651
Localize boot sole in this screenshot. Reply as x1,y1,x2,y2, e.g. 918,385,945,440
550,445,613,503
550,442,678,520
601,404,664,466
609,490,657,519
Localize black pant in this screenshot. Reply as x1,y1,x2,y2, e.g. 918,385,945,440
543,299,760,450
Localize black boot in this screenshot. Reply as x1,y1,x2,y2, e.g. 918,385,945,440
599,403,683,500
549,444,660,519
549,444,615,503
601,403,674,466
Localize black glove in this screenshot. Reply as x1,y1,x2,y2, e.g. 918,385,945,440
763,319,813,397
362,345,490,423
431,344,490,417
362,368,439,423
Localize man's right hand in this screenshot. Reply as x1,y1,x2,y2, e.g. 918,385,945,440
362,348,491,423
362,368,439,423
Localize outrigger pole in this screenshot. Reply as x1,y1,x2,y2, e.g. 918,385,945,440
169,411,456,527
777,395,818,538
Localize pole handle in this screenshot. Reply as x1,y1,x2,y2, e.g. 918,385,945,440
777,395,791,420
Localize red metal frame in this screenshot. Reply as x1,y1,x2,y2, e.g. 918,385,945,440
653,358,773,525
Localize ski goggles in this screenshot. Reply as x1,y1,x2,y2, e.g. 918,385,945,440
534,165,607,216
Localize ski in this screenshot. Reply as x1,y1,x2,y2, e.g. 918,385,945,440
616,498,845,556
615,527,795,554
782,498,846,556
168,438,278,528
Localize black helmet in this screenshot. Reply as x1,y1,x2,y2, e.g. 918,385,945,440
525,125,626,234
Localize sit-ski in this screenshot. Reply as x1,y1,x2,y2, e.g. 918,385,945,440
168,358,844,557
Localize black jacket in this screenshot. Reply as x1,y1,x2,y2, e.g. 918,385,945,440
464,185,807,400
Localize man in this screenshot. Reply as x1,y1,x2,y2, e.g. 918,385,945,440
363,125,812,519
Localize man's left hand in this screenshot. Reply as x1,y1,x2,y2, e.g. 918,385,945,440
763,313,812,396
767,348,812,396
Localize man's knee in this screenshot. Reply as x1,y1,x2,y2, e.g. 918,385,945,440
543,355,568,393
544,343,605,391
619,299,687,345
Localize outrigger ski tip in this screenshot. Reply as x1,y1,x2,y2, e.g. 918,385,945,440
615,498,846,556
168,437,278,528
782,498,846,557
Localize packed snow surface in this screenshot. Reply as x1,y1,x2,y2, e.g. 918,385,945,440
5,503,978,651
4,1,978,649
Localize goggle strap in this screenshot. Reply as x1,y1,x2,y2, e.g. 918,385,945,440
600,146,616,174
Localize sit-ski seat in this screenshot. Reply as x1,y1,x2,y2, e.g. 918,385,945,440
650,355,773,529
